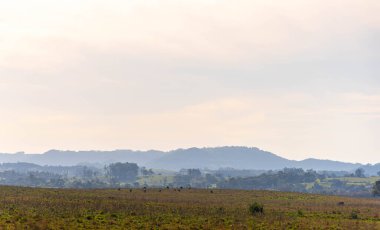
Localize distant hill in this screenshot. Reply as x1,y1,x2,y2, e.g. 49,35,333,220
294,158,363,172
0,150,164,167
146,147,365,172
0,147,378,174
146,147,292,170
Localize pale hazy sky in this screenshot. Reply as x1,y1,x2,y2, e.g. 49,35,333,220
0,0,379,163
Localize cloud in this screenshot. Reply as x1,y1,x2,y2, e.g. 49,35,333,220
1,0,378,71
115,92,380,162
0,0,379,162
0,90,379,162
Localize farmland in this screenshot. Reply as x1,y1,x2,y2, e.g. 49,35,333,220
0,186,379,229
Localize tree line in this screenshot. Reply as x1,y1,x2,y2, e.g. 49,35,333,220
0,162,379,197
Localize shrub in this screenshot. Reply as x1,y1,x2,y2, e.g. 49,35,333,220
350,210,359,219
297,209,304,217
249,202,264,215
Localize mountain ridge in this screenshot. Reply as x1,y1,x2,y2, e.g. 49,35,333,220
0,147,378,174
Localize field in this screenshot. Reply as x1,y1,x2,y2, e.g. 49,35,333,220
0,186,379,229
326,177,380,186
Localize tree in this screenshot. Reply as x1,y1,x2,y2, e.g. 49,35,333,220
140,167,154,176
354,168,365,178
205,173,218,184
187,169,201,178
106,162,139,183
82,166,97,179
372,181,380,197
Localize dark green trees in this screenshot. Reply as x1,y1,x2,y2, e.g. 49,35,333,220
373,181,380,197
354,168,365,178
106,162,139,183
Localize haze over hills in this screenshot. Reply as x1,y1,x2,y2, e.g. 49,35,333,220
0,147,379,174
0,150,164,167
146,147,366,172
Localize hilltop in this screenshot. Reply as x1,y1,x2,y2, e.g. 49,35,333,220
1,147,379,174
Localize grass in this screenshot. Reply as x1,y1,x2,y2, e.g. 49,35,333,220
323,176,380,186
137,175,175,187
0,186,379,229
336,177,380,184
325,176,380,183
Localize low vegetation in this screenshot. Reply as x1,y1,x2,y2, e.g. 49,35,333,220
1,162,380,197
248,202,264,215
0,186,379,229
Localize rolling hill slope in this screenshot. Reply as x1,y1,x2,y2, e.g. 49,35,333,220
0,147,377,173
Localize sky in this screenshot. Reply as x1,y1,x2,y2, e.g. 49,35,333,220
0,0,379,163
